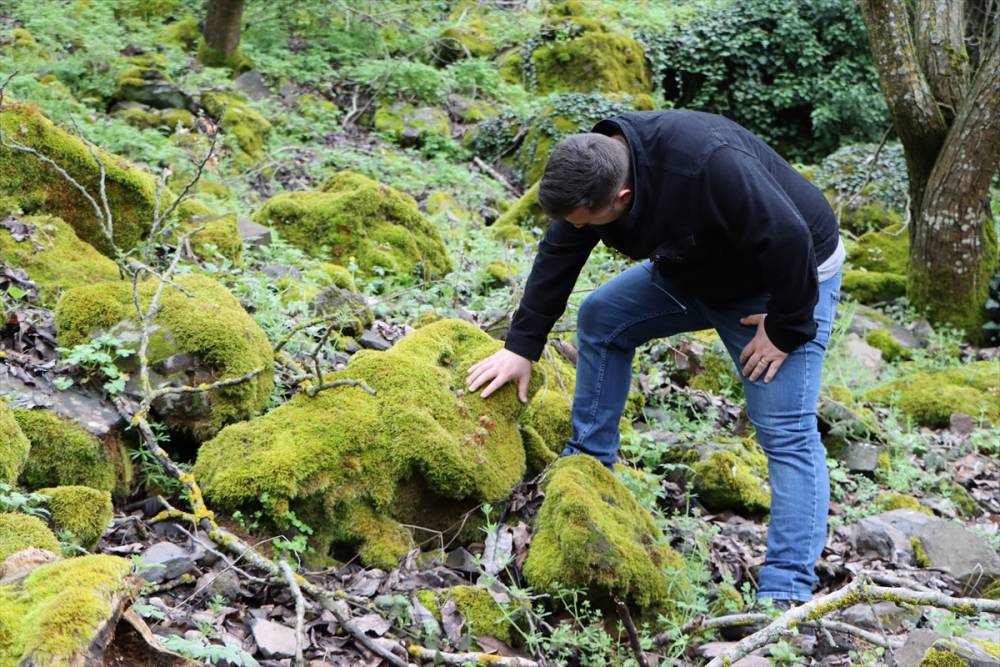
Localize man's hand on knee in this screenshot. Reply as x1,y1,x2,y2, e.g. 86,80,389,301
466,349,532,403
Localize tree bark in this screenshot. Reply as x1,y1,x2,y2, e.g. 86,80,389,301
203,0,245,58
915,0,971,121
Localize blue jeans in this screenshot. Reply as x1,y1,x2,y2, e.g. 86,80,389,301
560,261,842,601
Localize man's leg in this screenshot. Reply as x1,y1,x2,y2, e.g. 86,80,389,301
703,271,842,601
564,261,711,466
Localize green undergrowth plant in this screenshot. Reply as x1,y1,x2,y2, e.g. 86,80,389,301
54,333,135,395
0,482,50,519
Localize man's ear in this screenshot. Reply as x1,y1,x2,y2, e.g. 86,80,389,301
616,188,633,206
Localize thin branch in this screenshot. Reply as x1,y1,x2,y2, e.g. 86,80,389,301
280,561,308,667
614,596,650,667
406,644,538,666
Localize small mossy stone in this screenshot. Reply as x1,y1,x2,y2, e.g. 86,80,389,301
161,16,201,50
194,319,538,569
0,104,157,256
36,486,112,551
849,227,909,274
253,171,452,281
864,328,912,362
842,270,907,304
875,493,931,515
523,455,687,615
202,91,270,163
864,361,1000,427
493,181,546,236
531,29,651,95
0,215,119,307
13,409,126,498
54,274,274,440
374,103,451,146
419,585,515,642
0,554,136,666
0,513,59,561
0,401,30,486
838,202,904,236
171,198,243,264
690,439,770,514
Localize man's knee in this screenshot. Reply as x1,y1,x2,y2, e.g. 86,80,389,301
577,289,613,339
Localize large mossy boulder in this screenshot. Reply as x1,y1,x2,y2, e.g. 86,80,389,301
193,319,538,569
0,554,137,666
374,103,451,147
54,274,274,441
13,408,130,498
523,455,687,614
0,514,59,561
171,198,243,264
252,171,452,281
0,104,157,256
0,215,119,306
520,349,577,471
0,401,30,486
492,181,546,240
114,53,192,110
865,361,999,428
201,91,271,165
36,486,113,551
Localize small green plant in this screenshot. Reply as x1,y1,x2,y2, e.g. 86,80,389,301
0,483,50,519
132,597,167,621
159,632,260,666
232,492,314,559
130,554,166,577
129,424,184,496
55,333,135,395
770,638,804,664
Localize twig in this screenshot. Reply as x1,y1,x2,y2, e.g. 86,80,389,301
308,378,376,397
614,596,650,667
473,156,519,196
406,644,538,666
810,619,902,650
147,367,266,401
326,598,410,667
280,561,308,667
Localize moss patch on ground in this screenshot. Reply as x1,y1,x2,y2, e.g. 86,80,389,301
0,401,30,486
0,103,157,256
865,361,1000,427
202,92,271,165
842,270,907,304
0,215,119,306
0,554,135,666
54,274,274,440
253,171,452,281
37,486,113,551
416,585,516,642
13,408,128,498
193,319,538,569
0,513,59,561
170,198,243,264
523,455,687,615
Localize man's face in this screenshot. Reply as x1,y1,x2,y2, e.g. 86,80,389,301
564,188,632,228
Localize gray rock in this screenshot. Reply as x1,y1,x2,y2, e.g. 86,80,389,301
896,629,943,667
848,307,921,349
843,333,882,378
234,70,270,100
851,509,933,563
261,264,302,280
198,569,241,601
358,329,392,351
0,367,122,436
840,601,919,632
445,547,479,575
237,217,273,248
141,541,194,583
249,618,298,659
926,636,999,667
840,442,881,472
313,287,373,336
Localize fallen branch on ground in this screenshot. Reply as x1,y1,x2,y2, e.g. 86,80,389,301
279,561,308,667
406,644,539,666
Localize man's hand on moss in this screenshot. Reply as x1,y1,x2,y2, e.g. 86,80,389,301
466,349,532,403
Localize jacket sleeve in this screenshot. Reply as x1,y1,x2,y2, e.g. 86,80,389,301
504,219,600,361
701,146,819,352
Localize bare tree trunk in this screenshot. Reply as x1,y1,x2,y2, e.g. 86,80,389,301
201,0,246,66
858,0,999,339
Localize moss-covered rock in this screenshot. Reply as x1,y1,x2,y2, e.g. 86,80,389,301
416,585,516,642
837,201,904,236
493,181,547,238
170,198,242,264
0,104,158,256
865,361,999,427
523,455,687,614
160,16,201,50
374,103,451,147
114,53,191,111
36,487,112,551
0,401,30,486
193,319,538,569
54,274,274,440
875,493,932,515
434,1,497,64
0,513,59,561
113,102,195,133
689,439,771,514
0,215,119,306
201,92,271,164
253,171,452,281
864,328,912,362
842,270,907,304
13,409,129,498
847,226,909,274
0,554,136,666
197,39,253,72
520,349,577,471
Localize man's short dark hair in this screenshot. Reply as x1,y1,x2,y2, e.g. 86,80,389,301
537,133,629,217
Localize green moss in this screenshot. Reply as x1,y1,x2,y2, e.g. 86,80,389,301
0,554,135,666
0,104,157,256
374,103,451,146
531,30,651,95
36,486,112,551
419,586,515,642
520,350,577,468
424,190,470,221
690,439,770,513
938,481,980,517
522,455,688,614
201,92,271,164
0,401,30,486
838,202,904,236
484,261,517,288
876,493,931,515
194,319,538,569
171,198,242,264
493,182,546,237
54,274,274,440
918,647,969,667
0,215,119,306
983,579,1000,600
912,536,932,568
253,171,452,281
864,361,1000,427
196,39,253,72
842,270,907,303
848,227,909,274
160,16,201,50
864,328,912,362
0,513,59,561
970,638,1000,660
13,409,127,498
435,2,497,63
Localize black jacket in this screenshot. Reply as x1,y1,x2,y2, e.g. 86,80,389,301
503,110,839,361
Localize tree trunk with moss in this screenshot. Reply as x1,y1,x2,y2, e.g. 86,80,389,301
858,0,999,339
200,0,246,68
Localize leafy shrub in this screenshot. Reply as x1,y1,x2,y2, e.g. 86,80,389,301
639,0,888,161
814,141,909,216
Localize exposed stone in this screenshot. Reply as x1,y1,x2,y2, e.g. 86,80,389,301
236,217,273,248
249,618,298,659
233,70,271,100
141,541,194,583
923,636,999,667
445,547,479,575
843,333,882,378
197,569,241,601
840,442,881,472
840,601,919,632
358,329,392,351
896,629,943,667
